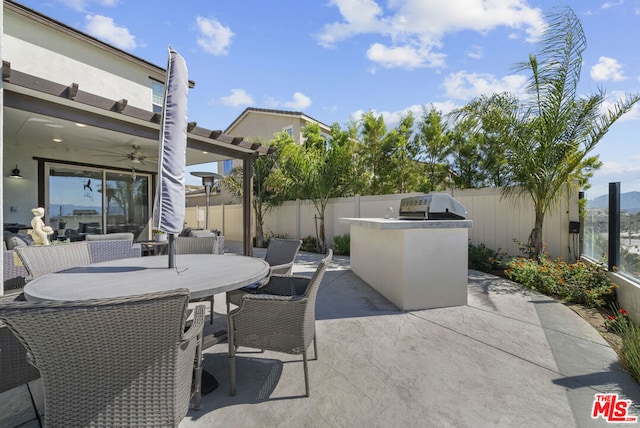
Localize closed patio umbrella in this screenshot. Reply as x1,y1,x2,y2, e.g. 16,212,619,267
152,47,188,268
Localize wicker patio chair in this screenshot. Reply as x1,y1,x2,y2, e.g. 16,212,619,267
228,250,332,397
175,236,220,324
226,238,302,310
14,241,91,282
87,240,142,263
0,323,40,393
0,289,205,427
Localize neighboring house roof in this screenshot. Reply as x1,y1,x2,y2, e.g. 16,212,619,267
224,107,331,135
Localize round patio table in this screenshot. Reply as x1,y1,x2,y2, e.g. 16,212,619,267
23,253,270,405
23,254,269,302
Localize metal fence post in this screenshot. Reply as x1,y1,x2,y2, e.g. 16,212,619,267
608,182,621,271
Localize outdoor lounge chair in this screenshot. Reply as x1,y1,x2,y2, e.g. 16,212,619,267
226,238,302,310
228,250,332,397
0,289,205,427
175,236,221,324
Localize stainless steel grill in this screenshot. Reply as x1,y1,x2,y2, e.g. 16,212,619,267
398,194,467,220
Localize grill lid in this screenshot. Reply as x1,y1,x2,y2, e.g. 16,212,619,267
398,194,467,220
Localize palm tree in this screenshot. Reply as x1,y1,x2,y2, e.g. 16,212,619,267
270,123,353,253
219,137,287,248
455,6,639,259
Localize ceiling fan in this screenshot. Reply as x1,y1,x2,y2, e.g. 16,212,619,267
92,144,157,180
126,145,153,165
93,144,157,166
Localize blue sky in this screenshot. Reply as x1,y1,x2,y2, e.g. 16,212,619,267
16,0,640,197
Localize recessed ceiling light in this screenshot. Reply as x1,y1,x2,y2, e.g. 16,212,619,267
75,123,86,127
202,151,208,154
52,138,63,143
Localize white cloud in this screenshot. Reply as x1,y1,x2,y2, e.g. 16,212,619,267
366,43,445,69
350,101,458,129
589,160,640,198
196,17,234,55
85,14,136,50
466,45,483,60
283,92,312,110
316,0,545,69
600,91,640,122
219,89,254,107
443,71,527,100
591,56,626,82
59,0,118,12
602,0,624,10
316,0,386,47
263,92,312,110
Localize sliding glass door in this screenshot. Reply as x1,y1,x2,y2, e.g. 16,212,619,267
46,163,151,241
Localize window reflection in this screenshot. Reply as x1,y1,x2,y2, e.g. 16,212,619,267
47,164,150,241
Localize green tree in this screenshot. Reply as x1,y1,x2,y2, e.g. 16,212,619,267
271,123,353,253
414,106,452,192
220,135,289,247
358,111,387,195
384,112,421,193
455,6,640,259
449,117,484,189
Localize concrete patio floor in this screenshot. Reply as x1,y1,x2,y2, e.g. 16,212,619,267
3,248,640,427
179,249,640,428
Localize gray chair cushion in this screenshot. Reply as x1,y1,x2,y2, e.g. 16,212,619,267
85,233,134,242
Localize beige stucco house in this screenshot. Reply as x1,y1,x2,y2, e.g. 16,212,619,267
1,1,269,292
202,107,332,205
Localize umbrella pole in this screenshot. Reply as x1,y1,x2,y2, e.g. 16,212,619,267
168,233,176,268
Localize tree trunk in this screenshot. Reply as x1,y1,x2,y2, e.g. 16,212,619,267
254,202,265,248
318,215,326,254
528,210,544,260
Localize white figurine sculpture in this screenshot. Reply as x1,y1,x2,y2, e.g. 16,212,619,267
28,207,54,245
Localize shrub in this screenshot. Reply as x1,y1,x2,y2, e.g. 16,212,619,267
605,306,640,383
332,234,350,256
468,243,508,273
619,319,640,384
505,255,616,308
301,235,318,253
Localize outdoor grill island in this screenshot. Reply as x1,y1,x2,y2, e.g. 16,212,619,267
340,194,472,311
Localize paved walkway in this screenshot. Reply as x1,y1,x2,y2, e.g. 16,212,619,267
182,250,640,427
3,249,640,427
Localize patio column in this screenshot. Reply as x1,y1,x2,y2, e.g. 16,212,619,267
242,154,255,257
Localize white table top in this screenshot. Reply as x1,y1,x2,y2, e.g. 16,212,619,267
24,254,270,302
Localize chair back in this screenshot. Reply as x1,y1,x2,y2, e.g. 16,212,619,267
0,324,40,393
0,289,196,427
175,236,218,254
88,240,142,263
302,250,332,334
15,242,91,282
264,238,302,275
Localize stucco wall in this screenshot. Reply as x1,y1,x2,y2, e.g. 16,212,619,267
4,7,163,110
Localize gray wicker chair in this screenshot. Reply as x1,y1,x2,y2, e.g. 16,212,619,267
0,289,205,427
175,236,221,324
0,323,40,393
226,238,302,310
228,250,332,397
14,242,92,282
87,240,142,263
